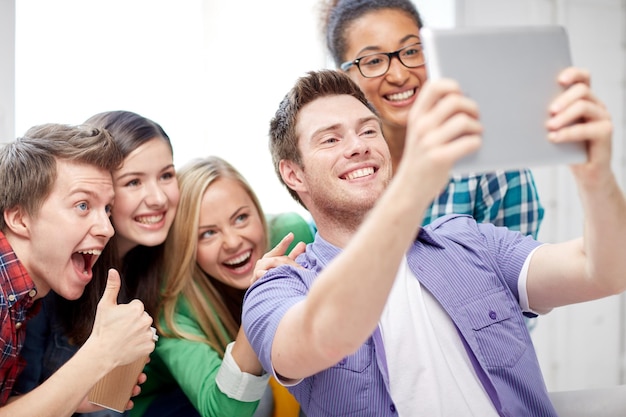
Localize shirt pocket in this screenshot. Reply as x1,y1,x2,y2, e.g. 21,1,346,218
462,289,526,368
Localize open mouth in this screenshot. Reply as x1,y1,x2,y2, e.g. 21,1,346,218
342,167,376,180
71,249,101,276
385,88,416,102
222,250,252,270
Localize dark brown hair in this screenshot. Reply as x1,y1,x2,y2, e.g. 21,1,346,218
319,0,424,67
269,69,377,207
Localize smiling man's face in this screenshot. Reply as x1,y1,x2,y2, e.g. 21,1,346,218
289,94,392,217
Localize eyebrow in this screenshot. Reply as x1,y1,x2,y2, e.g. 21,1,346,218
198,205,249,230
69,187,114,202
114,163,175,181
355,34,421,57
230,205,249,222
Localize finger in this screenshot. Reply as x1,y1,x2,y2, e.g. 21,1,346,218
547,98,610,133
548,119,612,145
418,112,483,165
410,93,480,148
556,66,590,89
125,399,135,411
98,268,121,308
130,384,142,397
411,78,463,116
431,95,480,134
257,257,303,271
252,269,267,283
549,83,602,118
263,232,295,258
137,372,148,385
287,241,306,260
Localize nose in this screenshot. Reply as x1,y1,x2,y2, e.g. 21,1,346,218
145,182,168,208
221,228,242,251
385,55,410,84
345,132,371,158
94,210,115,239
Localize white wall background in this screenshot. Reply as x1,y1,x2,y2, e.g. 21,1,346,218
7,0,457,219
11,0,324,219
0,0,14,144
3,0,625,394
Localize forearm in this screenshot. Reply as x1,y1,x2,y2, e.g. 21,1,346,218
2,341,111,417
231,327,264,376
577,170,626,293
276,172,433,376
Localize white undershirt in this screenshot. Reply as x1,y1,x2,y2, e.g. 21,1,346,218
380,257,499,417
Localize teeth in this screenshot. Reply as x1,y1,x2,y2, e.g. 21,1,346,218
136,214,164,224
78,249,102,256
387,89,415,102
345,167,374,180
224,251,251,266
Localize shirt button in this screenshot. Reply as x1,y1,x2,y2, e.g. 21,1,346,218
28,289,37,298
15,322,22,329
489,310,497,320
8,294,16,302
390,404,396,413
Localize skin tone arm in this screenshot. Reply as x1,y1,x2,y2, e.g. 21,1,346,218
235,233,306,375
231,327,265,375
2,269,156,417
526,67,626,311
272,79,482,380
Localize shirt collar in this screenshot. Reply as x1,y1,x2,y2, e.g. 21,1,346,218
311,224,446,261
0,230,38,308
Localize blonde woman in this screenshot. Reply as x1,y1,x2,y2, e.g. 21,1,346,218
132,156,311,417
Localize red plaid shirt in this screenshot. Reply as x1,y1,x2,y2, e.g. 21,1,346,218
0,231,39,405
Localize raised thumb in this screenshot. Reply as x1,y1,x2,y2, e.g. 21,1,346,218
100,268,121,306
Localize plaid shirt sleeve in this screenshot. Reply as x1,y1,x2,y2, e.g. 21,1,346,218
423,169,544,238
0,233,38,405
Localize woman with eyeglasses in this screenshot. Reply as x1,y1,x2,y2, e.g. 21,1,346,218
320,0,544,238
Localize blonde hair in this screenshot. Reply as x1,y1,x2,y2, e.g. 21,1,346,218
158,156,268,356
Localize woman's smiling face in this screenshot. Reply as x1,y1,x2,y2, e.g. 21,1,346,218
342,8,427,132
195,177,266,290
111,137,180,257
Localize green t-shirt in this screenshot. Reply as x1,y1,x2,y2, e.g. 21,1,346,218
131,212,314,416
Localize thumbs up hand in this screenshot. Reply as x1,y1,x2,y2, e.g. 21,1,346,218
87,268,156,369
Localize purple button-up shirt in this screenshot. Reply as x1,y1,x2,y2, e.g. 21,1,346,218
243,214,558,417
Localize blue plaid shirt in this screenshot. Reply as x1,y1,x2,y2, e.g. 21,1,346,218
423,169,544,238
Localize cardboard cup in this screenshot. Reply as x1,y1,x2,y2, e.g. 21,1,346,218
88,356,147,413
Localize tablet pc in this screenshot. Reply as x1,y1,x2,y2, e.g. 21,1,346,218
421,25,587,175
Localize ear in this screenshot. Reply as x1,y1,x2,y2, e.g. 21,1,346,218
4,207,31,239
279,159,307,194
